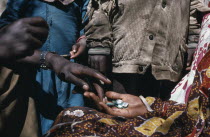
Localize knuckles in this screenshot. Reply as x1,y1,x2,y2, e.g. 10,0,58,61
90,56,107,62
22,33,31,41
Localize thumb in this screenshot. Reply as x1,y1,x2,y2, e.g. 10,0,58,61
70,44,79,59
105,91,124,100
71,43,86,59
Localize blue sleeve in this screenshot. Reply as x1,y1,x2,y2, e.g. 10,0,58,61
79,0,90,36
0,0,28,28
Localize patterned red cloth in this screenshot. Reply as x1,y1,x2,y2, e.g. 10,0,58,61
170,13,210,104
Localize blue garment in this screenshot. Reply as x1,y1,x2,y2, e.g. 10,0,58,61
0,0,89,134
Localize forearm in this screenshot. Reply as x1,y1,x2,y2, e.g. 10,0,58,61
16,50,62,70
0,50,43,71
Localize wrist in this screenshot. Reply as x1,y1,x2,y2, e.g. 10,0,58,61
76,35,86,43
44,52,60,70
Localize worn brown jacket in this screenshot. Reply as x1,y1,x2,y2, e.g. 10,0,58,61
86,0,191,82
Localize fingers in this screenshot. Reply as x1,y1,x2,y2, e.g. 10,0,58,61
70,42,86,59
72,44,78,53
99,102,120,116
94,61,100,70
70,44,78,58
88,55,95,69
105,91,123,100
27,25,49,43
26,35,43,52
93,83,104,100
79,66,111,84
89,56,101,72
15,35,42,58
88,57,91,65
72,86,84,94
186,66,191,71
88,55,110,73
84,91,90,98
90,56,96,69
74,44,85,58
99,60,107,73
60,71,89,90
23,17,49,29
17,17,49,51
69,51,75,58
84,91,103,110
85,92,100,102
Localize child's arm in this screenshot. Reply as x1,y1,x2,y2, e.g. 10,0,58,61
70,0,114,63
85,0,114,100
86,2,113,74
70,0,89,59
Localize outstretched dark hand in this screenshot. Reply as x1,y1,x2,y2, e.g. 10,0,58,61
0,17,48,61
84,91,148,118
46,53,111,90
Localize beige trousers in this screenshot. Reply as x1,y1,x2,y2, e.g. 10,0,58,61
0,66,39,137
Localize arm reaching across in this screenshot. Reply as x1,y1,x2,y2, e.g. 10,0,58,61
0,17,111,91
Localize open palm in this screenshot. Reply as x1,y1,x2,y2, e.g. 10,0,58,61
84,91,148,118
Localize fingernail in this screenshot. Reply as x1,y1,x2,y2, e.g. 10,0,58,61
84,92,88,96
83,85,89,90
73,50,76,53
99,102,103,105
103,97,107,103
107,78,111,83
100,80,104,85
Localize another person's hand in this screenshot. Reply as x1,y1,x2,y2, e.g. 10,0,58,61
0,17,48,61
84,91,148,118
88,55,111,73
70,37,86,59
186,48,196,71
45,53,111,90
88,55,111,100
